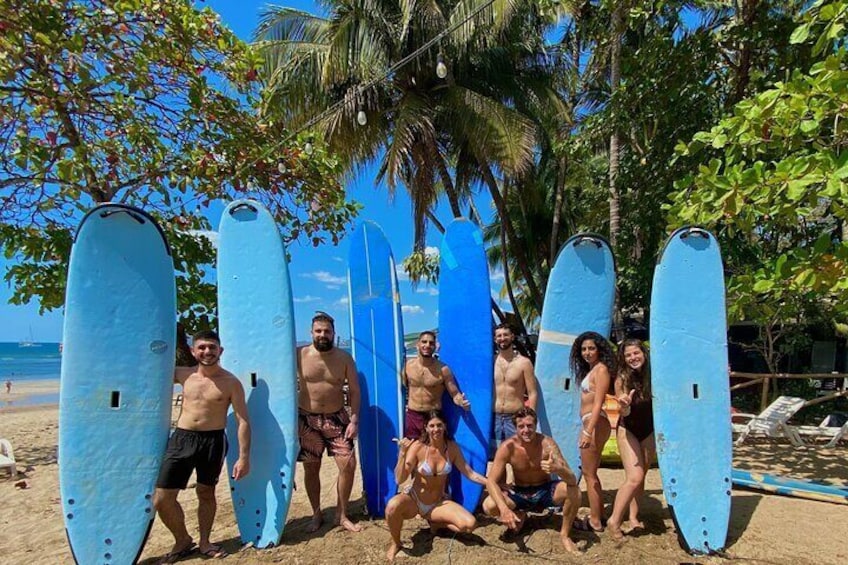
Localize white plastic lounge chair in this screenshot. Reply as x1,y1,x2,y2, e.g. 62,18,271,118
794,418,848,448
732,396,806,446
0,438,15,478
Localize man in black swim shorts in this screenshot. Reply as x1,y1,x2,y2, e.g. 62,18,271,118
153,331,250,562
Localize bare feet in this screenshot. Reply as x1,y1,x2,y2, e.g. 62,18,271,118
337,515,363,532
627,519,645,531
607,519,625,541
386,542,402,561
306,512,324,533
560,534,582,555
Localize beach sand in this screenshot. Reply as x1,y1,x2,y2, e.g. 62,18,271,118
1,379,59,408
1,404,846,564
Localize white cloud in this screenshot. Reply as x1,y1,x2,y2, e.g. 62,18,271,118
332,256,343,262
415,286,438,296
424,246,439,257
402,305,424,314
294,295,320,304
184,230,218,248
336,296,350,306
490,269,505,281
396,269,410,281
303,271,347,287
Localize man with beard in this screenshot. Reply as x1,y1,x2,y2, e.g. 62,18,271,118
297,312,362,533
402,330,470,439
154,330,250,562
493,323,538,445
482,407,581,555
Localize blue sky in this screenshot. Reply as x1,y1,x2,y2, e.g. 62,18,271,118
0,0,505,342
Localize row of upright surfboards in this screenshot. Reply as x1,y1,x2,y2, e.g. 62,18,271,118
57,201,730,564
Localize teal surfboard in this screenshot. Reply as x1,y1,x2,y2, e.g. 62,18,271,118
535,234,615,481
347,221,405,517
732,469,848,505
650,227,731,554
60,204,175,564
218,200,298,548
438,218,493,512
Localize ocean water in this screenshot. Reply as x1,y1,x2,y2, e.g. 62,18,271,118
0,342,62,382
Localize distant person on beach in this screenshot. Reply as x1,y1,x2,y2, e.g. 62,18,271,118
402,331,470,439
5,380,10,394
297,312,362,533
607,339,655,540
482,407,581,554
493,323,537,445
385,410,487,561
153,330,250,562
571,331,614,534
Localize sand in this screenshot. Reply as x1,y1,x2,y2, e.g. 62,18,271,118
1,396,846,564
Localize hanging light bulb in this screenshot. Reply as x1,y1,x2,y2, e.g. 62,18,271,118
436,53,448,79
357,109,367,126
304,141,314,156
278,161,287,174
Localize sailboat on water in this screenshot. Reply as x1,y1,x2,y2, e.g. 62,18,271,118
18,326,41,348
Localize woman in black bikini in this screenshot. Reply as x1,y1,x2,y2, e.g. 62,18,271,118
384,411,487,561
607,339,655,540
571,331,615,533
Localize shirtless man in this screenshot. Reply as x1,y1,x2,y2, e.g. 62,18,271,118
482,407,581,554
493,324,538,445
297,312,362,533
153,330,250,562
402,331,469,439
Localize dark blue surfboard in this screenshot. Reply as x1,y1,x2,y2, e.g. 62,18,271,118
535,234,615,481
438,218,493,512
347,221,405,517
218,200,298,548
650,227,731,554
60,204,175,564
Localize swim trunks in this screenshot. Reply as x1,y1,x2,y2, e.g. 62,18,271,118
404,408,430,440
297,408,355,462
156,428,227,489
507,480,562,511
493,412,516,443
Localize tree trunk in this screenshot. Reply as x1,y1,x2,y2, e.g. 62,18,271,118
478,163,544,312
608,2,623,250
550,158,566,266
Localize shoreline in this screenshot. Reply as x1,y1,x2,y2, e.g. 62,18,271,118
0,379,60,411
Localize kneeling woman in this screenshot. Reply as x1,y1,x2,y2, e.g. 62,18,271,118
385,410,487,560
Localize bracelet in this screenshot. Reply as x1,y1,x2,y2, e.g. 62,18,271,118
581,429,592,438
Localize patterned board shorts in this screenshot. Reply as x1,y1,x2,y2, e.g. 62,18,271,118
297,408,355,462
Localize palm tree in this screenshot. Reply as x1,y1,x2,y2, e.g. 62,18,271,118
254,0,563,311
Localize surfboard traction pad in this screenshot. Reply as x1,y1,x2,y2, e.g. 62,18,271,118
651,226,732,555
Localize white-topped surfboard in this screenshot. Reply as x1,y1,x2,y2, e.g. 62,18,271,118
535,233,615,481
60,203,175,564
438,218,493,512
347,221,405,518
217,199,298,548
650,226,731,554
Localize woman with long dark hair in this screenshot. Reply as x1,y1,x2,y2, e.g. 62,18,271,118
607,339,655,539
384,411,486,560
570,331,615,533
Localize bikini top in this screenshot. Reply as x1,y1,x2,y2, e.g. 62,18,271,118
418,445,452,476
580,376,594,393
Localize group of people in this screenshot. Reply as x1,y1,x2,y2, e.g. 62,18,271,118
149,315,656,564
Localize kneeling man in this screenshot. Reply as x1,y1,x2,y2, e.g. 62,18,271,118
482,407,581,554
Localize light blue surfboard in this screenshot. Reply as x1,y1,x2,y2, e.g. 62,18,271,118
535,234,615,482
60,203,175,564
651,226,731,554
732,469,848,505
438,218,493,512
347,221,405,518
217,200,297,548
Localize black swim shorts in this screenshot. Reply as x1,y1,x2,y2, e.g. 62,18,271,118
156,428,227,489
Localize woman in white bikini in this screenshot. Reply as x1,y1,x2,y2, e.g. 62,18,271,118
384,411,487,561
570,331,615,534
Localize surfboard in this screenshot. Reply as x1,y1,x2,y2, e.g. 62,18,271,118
732,469,848,505
217,199,298,548
650,226,731,554
59,203,175,564
347,221,405,518
535,234,615,481
438,218,493,512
